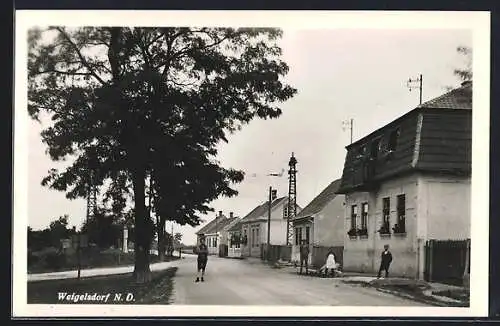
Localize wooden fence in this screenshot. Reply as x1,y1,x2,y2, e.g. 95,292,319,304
424,239,470,286
261,245,292,262
311,246,344,270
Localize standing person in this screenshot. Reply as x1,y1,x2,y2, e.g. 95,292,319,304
377,244,393,279
324,248,337,278
299,239,310,275
195,235,208,282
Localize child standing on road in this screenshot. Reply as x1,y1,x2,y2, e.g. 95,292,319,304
299,239,310,275
195,236,208,282
377,244,393,279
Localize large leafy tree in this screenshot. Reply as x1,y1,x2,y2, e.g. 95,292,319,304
28,27,297,282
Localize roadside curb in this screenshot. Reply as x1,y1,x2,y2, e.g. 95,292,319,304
374,287,448,307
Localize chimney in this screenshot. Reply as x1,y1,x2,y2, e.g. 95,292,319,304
230,212,234,219
219,210,223,218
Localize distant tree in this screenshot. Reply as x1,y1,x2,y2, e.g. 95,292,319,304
81,210,122,249
28,27,297,283
454,46,472,83
174,232,183,257
48,215,72,247
28,215,76,251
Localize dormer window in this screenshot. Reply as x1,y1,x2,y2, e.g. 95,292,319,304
387,128,400,152
356,145,367,159
370,138,381,159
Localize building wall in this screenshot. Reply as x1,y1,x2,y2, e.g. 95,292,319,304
418,174,471,240
314,195,346,247
291,220,313,264
241,201,291,257
241,224,250,257
205,233,220,255
343,173,419,277
343,172,471,278
270,219,288,245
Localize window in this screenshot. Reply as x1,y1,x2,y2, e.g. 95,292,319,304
251,229,255,247
214,237,218,248
396,194,406,233
256,228,260,247
283,204,289,219
381,197,390,233
361,202,368,229
305,226,310,244
357,145,367,159
388,128,400,152
350,205,358,230
295,227,302,245
370,138,381,159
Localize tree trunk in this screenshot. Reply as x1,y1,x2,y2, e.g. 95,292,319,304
158,227,166,262
132,166,152,283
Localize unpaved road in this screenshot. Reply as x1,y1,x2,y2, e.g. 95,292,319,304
171,255,430,306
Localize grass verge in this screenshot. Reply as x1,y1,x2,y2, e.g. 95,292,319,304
28,267,178,304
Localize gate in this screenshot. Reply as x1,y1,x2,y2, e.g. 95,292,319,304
424,239,470,286
311,246,344,269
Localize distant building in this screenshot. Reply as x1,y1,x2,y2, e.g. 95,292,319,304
195,211,238,256
239,195,302,258
291,178,345,268
227,218,244,258
336,81,472,279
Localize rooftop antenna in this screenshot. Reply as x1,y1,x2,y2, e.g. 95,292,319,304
342,118,354,144
406,74,423,105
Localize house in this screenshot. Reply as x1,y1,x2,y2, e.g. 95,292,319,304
291,178,345,269
195,211,228,254
214,212,240,257
227,219,244,258
195,211,239,256
336,80,472,280
240,195,302,258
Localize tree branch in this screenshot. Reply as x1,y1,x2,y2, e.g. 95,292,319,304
56,27,107,86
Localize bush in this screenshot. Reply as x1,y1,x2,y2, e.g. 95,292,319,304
44,252,66,271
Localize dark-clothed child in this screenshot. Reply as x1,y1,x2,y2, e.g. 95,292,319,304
377,244,393,278
299,240,310,275
195,236,208,282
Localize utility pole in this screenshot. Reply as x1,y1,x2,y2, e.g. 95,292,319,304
342,119,354,144
267,187,277,261
286,153,298,247
407,74,423,105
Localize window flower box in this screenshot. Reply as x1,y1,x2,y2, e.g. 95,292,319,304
357,228,368,238
392,223,406,236
378,222,391,236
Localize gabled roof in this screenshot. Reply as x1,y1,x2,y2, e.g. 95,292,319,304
240,196,289,223
204,217,239,234
195,214,227,235
418,80,472,110
227,218,243,232
295,179,342,220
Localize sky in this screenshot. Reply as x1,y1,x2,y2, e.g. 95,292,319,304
27,28,472,245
